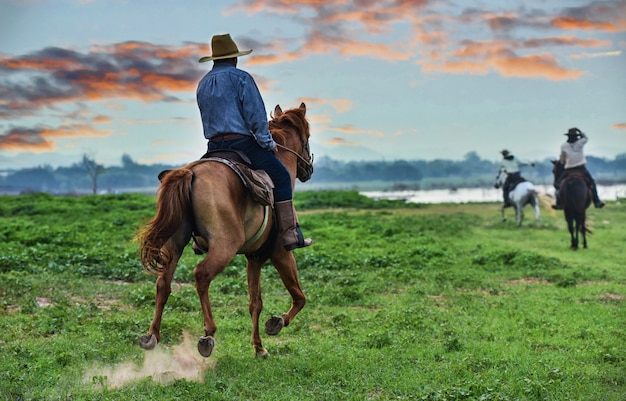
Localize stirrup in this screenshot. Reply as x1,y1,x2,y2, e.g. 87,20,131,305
284,225,313,251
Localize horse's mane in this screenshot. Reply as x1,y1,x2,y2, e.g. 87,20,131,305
269,107,310,147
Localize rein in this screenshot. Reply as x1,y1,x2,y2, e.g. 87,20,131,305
276,142,314,181
276,143,313,168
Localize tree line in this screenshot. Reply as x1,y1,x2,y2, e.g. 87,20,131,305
1,151,625,195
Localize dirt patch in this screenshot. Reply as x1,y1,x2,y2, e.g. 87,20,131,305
600,293,624,301
84,331,213,389
506,277,550,285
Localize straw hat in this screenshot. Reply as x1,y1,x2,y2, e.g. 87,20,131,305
199,34,252,63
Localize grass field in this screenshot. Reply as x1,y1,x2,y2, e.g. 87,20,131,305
0,192,624,400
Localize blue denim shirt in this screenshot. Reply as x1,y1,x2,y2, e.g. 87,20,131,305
196,63,275,151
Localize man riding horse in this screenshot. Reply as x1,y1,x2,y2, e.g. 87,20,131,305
552,127,605,210
498,149,534,206
197,34,312,250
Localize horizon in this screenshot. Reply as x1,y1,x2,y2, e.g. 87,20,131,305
1,1,625,170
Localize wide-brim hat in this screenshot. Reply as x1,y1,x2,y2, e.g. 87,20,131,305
565,127,581,137
199,34,252,63
500,149,510,156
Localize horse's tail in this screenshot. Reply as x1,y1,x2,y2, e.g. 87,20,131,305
136,168,194,275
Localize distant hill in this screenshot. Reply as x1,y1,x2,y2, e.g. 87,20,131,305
1,152,625,195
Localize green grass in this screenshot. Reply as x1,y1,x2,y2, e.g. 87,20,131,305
0,192,624,400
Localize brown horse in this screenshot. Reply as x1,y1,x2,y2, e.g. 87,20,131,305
552,160,591,250
136,103,313,358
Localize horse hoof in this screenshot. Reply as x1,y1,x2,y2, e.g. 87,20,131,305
265,316,285,336
198,336,215,357
255,348,270,359
139,334,157,350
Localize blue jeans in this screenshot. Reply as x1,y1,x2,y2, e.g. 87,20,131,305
207,136,292,202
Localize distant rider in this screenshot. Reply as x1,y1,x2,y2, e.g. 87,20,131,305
552,128,605,210
498,149,534,205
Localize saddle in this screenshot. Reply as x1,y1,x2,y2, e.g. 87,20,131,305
561,168,593,188
200,149,275,206
508,175,526,190
158,150,275,206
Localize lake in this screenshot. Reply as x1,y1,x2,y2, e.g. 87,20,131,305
361,184,626,204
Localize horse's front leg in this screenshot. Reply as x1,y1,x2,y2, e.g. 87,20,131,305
194,254,229,357
246,258,269,358
515,205,523,227
139,258,177,350
266,250,306,335
501,204,507,222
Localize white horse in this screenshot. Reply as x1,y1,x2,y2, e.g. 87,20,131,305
494,171,541,227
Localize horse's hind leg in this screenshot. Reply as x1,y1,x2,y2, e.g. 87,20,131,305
267,251,306,335
533,199,541,223
194,249,232,357
501,204,506,222
246,258,269,358
140,242,183,350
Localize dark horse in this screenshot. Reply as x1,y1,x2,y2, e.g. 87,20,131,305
136,103,313,358
552,160,591,250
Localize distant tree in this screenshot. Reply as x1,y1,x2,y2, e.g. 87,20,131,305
82,154,106,194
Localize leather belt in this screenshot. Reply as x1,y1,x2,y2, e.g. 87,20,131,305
210,133,248,141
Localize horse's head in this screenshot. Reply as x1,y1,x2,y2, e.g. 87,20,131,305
551,159,563,186
494,170,507,189
270,103,314,182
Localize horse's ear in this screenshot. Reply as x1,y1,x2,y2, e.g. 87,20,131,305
299,102,306,115
274,105,283,118
551,160,556,165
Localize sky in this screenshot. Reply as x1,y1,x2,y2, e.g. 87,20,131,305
1,0,625,171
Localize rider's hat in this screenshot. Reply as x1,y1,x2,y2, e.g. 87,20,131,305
500,149,510,156
199,34,252,63
565,127,582,137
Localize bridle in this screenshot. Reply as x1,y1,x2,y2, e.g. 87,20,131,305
276,139,314,182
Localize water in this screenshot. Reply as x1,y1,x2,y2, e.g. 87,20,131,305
361,184,626,205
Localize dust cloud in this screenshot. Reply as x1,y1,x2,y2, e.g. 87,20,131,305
84,331,214,389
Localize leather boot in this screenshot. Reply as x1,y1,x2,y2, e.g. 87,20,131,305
591,185,605,208
551,193,562,210
275,200,313,250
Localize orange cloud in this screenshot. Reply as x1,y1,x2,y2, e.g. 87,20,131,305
332,125,384,137
552,17,624,32
93,115,112,124
325,137,358,146
612,123,626,131
0,125,111,152
491,53,583,80
0,41,207,119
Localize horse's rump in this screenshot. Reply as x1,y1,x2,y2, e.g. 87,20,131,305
559,177,590,214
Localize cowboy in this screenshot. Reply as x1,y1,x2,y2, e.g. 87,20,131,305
552,127,605,210
498,149,534,205
196,34,312,250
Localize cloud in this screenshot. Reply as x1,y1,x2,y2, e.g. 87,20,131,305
332,125,385,138
0,41,207,119
299,97,353,113
612,123,626,131
570,50,622,59
93,115,112,124
0,125,111,152
226,0,624,81
325,137,358,146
